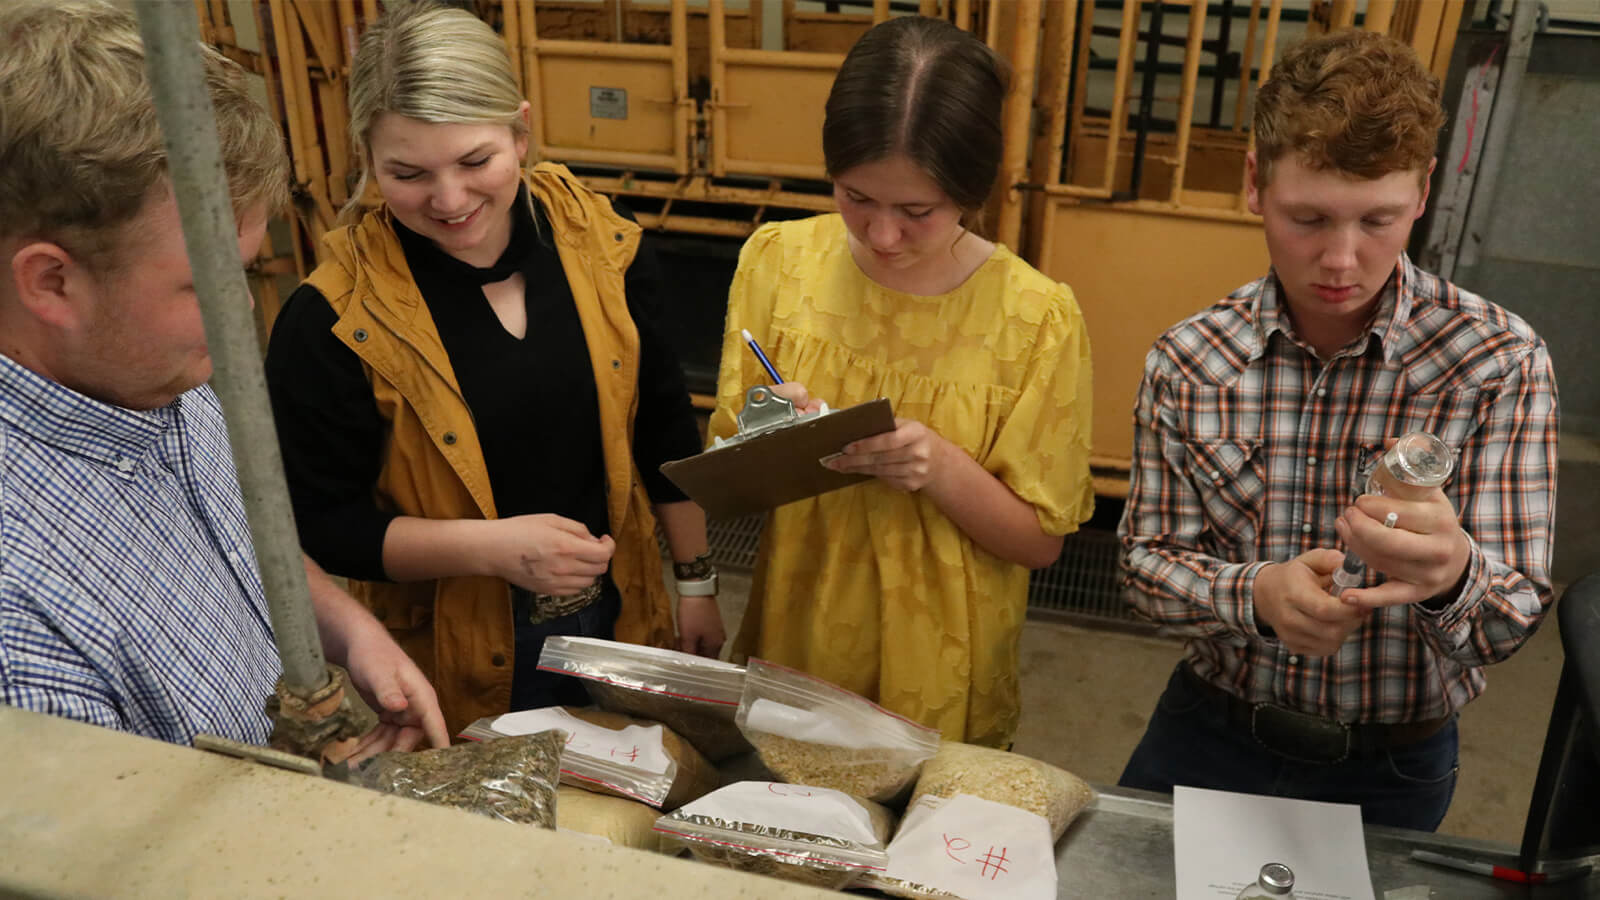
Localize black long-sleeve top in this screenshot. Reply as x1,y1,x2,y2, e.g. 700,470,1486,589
264,192,701,582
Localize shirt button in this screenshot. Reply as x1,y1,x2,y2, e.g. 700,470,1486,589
491,653,507,667
1209,470,1221,481
1301,523,1313,534
353,328,368,342
1317,388,1327,398
114,456,136,475
1289,655,1301,665
443,432,458,445
1307,456,1318,466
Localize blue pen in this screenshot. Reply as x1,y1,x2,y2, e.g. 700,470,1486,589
741,328,784,384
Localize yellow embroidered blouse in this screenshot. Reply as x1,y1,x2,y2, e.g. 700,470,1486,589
709,214,1094,747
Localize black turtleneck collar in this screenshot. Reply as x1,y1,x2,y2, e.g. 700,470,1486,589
392,185,538,286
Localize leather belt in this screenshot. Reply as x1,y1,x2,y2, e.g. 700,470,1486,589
1180,663,1451,764
513,578,604,626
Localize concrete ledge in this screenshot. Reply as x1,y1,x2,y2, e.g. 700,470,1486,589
0,706,829,899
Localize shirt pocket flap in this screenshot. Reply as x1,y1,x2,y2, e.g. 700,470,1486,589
1184,438,1258,485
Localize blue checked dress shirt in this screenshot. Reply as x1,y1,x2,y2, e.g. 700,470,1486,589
0,353,281,745
1120,254,1558,724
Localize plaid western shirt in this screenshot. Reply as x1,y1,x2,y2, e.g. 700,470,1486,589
1119,253,1558,725
0,354,281,745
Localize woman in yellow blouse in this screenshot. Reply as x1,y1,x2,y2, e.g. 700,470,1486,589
709,16,1094,748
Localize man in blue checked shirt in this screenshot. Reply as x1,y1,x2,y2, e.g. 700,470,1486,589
1117,30,1557,831
0,0,447,759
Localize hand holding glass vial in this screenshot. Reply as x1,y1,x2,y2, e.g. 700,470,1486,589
1332,432,1455,597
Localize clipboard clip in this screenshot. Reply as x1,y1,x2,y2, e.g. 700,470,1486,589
712,385,832,449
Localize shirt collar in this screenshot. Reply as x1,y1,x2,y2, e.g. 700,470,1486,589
0,352,177,468
1251,253,1418,365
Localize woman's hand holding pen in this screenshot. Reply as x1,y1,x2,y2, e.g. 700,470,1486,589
768,381,824,415
489,513,615,596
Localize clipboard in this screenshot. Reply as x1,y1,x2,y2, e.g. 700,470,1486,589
661,386,895,520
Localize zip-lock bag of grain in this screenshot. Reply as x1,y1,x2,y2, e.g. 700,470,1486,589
459,706,720,809
538,636,751,761
653,781,894,890
909,742,1095,841
863,793,1057,900
736,658,941,803
556,786,670,853
358,731,562,827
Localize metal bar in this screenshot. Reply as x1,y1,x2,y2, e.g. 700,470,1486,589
132,1,327,694
997,0,1042,247
671,0,689,175
1042,0,1080,189
1067,0,1094,182
956,0,973,30
1364,0,1396,33
538,146,683,169
716,158,830,180
1454,0,1537,279
1237,0,1280,210
1330,0,1357,29
1208,0,1235,127
1232,0,1261,131
875,0,891,24
710,0,728,177
987,0,1002,48
502,1,525,90
533,39,675,60
718,47,846,68
1128,0,1167,199
521,0,545,162
1427,2,1466,83
1103,0,1141,192
1170,0,1207,204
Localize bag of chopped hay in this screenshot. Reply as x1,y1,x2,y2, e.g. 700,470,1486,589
538,636,751,761
909,742,1095,841
358,731,561,827
654,781,894,890
557,786,669,853
865,793,1058,900
459,706,719,810
736,658,941,803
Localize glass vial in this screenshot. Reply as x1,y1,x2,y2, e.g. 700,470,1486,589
1364,431,1454,501
1235,862,1296,899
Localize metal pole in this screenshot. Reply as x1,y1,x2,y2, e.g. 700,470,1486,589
134,1,327,695
1454,0,1539,281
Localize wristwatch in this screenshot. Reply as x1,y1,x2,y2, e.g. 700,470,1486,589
675,573,718,596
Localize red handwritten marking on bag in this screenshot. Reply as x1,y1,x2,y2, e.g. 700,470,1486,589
765,783,815,798
942,834,971,864
977,846,1010,880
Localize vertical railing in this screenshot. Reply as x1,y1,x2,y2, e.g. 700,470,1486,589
134,1,326,696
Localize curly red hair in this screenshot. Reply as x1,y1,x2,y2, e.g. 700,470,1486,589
1253,29,1445,187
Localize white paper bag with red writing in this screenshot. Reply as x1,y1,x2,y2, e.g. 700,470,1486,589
871,793,1056,900
490,706,677,806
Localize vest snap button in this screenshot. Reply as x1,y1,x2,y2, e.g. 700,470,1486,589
443,431,458,445
353,328,368,342
613,232,623,242
491,653,507,667
611,359,621,370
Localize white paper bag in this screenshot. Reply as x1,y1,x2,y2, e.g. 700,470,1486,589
493,707,672,775
878,793,1057,900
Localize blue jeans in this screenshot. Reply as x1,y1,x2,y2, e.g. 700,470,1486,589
508,577,621,711
1118,664,1459,832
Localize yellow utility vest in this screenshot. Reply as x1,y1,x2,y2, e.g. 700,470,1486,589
304,163,674,735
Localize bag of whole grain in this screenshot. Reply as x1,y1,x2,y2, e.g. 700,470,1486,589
538,636,751,761
654,781,894,890
909,742,1095,841
736,658,941,803
557,786,670,853
460,706,718,810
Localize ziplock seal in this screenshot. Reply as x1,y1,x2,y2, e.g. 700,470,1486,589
654,821,889,872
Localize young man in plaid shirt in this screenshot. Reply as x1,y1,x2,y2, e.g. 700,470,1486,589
1116,30,1558,831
